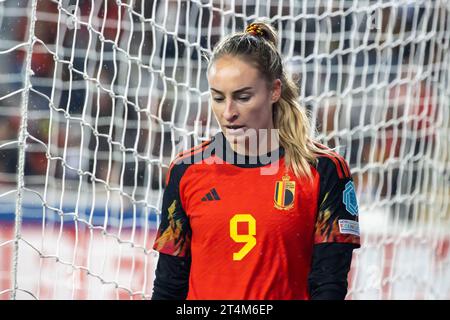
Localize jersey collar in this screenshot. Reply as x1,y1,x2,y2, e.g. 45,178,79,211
210,131,285,168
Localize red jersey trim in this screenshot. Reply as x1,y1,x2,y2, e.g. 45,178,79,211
314,143,351,179
165,140,213,185
175,140,211,159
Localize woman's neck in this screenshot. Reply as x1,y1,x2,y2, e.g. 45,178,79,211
228,128,280,157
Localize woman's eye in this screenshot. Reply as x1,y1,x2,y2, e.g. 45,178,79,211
238,95,251,101
213,96,224,102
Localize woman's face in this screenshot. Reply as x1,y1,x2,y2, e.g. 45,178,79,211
207,55,281,151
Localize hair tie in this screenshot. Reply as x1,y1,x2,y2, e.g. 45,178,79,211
245,23,265,37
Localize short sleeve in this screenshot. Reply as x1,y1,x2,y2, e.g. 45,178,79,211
314,155,360,247
152,162,192,257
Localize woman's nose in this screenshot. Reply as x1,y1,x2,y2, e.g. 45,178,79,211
223,100,238,122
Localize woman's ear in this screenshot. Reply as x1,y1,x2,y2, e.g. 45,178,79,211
271,79,282,103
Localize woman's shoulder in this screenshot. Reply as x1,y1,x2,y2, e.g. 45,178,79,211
164,138,215,185
312,141,351,180
172,139,213,165
167,136,217,175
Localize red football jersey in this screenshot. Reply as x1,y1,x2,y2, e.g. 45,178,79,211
153,132,360,299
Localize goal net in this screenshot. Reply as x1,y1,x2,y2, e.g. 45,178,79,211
0,0,448,299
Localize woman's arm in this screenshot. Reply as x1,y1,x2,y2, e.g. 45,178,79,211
308,243,356,300
152,253,191,300
151,159,193,300
311,154,361,300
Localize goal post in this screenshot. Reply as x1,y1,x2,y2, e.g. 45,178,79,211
0,0,449,299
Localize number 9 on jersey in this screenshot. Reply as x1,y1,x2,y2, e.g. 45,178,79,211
229,214,256,261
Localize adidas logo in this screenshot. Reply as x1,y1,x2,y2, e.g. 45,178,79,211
201,188,221,201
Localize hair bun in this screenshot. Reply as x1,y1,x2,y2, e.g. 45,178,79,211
245,23,266,37
244,21,277,46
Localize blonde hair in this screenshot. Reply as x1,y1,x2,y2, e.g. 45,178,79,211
209,19,329,179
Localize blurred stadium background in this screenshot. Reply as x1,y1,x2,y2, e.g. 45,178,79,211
0,0,449,299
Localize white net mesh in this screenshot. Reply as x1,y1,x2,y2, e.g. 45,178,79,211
0,0,449,299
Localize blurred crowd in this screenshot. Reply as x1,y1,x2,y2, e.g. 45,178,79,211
0,0,447,220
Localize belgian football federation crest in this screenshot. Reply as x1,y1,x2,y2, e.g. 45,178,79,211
274,174,296,210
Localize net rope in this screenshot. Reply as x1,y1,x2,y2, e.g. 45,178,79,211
0,0,448,299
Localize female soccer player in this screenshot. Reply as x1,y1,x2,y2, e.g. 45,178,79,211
151,21,360,300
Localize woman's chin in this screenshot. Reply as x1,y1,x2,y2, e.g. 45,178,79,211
224,132,246,145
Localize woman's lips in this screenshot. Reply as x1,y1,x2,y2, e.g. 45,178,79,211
225,126,246,135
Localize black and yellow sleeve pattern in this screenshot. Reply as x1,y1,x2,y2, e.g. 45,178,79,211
153,161,192,257
314,153,360,247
